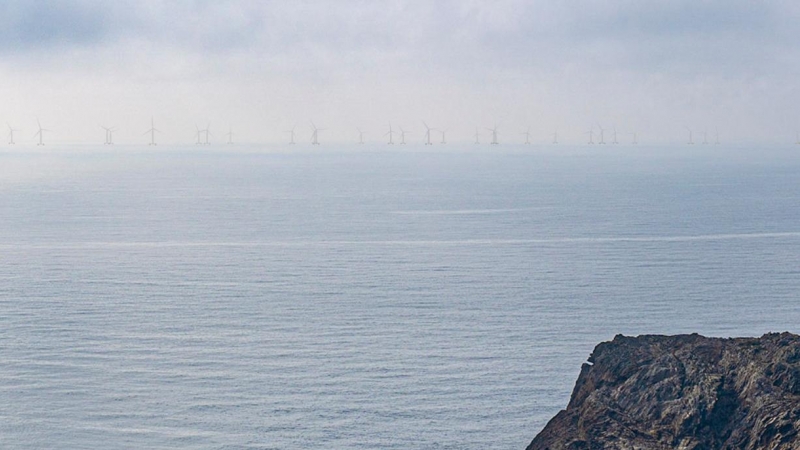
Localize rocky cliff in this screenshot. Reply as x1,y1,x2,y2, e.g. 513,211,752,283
527,333,800,450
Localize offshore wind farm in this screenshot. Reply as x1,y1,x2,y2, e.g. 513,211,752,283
0,114,785,146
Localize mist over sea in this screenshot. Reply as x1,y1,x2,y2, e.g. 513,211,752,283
1,144,799,449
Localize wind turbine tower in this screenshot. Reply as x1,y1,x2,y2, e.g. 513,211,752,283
34,119,49,146
311,122,322,145
612,127,619,144
586,128,594,144
487,125,499,145
386,124,395,145
195,125,203,145
597,124,606,144
422,121,434,145
357,128,364,144
7,124,18,145
714,128,720,145
100,125,115,145
226,126,234,145
631,132,638,145
523,128,531,145
285,126,296,145
400,127,410,145
144,117,159,146
474,128,480,144
439,129,446,144
686,127,694,145
552,130,558,144
203,123,211,145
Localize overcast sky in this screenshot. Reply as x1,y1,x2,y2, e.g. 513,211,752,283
1,0,798,144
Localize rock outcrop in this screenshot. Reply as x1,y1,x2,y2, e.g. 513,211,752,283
527,333,800,450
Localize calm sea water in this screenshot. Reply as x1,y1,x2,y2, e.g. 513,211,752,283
1,144,799,449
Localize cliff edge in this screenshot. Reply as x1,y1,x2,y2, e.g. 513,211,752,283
527,333,800,450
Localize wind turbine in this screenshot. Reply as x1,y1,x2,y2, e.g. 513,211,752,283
357,128,365,144
285,126,296,145
143,117,160,146
631,132,638,145
439,129,446,144
522,127,531,145
203,123,211,145
34,119,50,146
310,122,322,145
100,125,115,145
7,123,18,145
474,128,480,144
586,127,594,144
195,125,203,145
486,125,499,145
400,127,410,145
795,132,800,145
386,124,395,145
226,126,234,145
686,127,694,145
552,130,559,144
422,121,434,145
611,127,619,144
597,124,606,144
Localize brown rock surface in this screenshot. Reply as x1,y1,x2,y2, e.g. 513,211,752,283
527,333,800,450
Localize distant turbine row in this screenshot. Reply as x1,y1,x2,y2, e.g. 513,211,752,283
7,118,800,146
683,127,721,145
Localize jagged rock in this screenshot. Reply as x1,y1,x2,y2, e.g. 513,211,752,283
527,333,800,450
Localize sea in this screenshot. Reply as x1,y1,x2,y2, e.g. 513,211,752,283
1,143,799,449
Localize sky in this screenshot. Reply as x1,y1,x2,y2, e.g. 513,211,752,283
0,0,798,145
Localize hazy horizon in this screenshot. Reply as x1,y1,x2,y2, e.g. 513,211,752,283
1,0,798,145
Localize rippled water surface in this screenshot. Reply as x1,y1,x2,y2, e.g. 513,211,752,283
1,145,799,449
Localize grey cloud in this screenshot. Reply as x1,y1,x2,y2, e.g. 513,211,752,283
0,0,118,49
3,0,795,78
2,1,798,129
